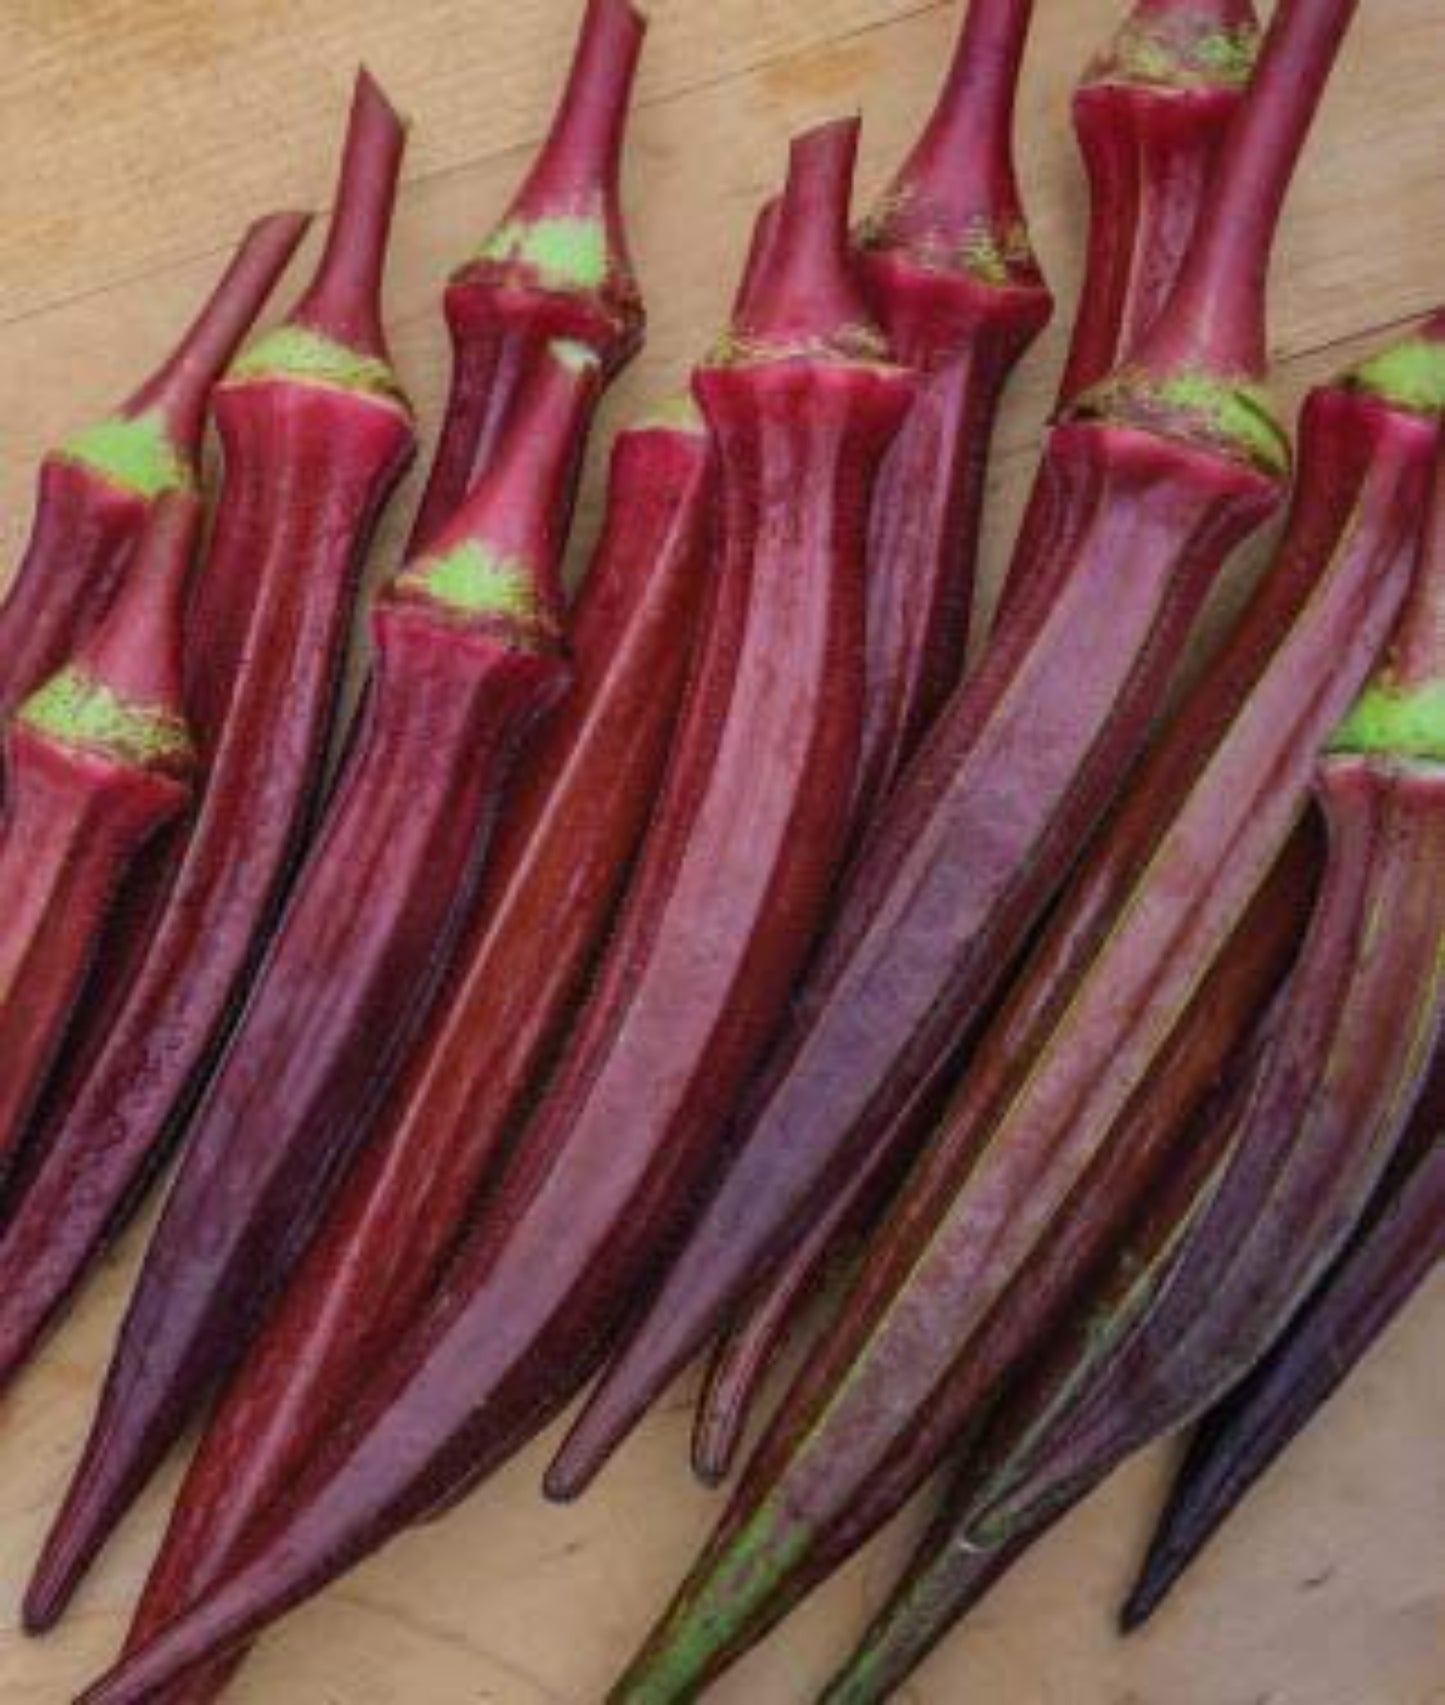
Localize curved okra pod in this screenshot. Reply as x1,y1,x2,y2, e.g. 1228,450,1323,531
0,497,200,1186
112,394,713,1705
408,0,645,551
78,116,915,1705
935,370,1445,1598
0,74,417,1592
548,0,1351,1508
0,213,309,717
692,0,1262,1483
1124,1106,1445,1629
852,0,1051,816
25,345,595,1634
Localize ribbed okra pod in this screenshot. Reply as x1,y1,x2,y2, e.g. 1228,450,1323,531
111,397,713,1705
78,117,916,1704
550,0,1351,1505
407,0,645,552
695,0,1261,1482
26,344,594,1632
851,0,1051,816
928,376,1445,1600
0,214,308,717
592,318,1445,1703
0,497,200,1187
1125,1101,1445,1629
0,75,416,1571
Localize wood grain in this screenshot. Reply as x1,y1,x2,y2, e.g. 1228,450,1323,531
0,2,1440,1701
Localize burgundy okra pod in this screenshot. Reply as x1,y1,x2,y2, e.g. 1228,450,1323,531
549,0,1351,1507
0,496,201,1187
0,213,309,718
112,395,713,1705
80,116,915,1701
851,0,1051,815
408,0,645,552
694,0,1262,1482
0,74,416,1593
25,343,595,1634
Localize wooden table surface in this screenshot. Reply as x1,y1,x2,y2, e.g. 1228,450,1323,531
0,2,1441,1701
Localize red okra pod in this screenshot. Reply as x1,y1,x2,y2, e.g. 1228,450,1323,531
80,118,915,1703
693,0,1262,1481
593,319,1444,1701
26,345,594,1631
113,395,713,1705
0,497,200,1185
851,0,1051,815
0,214,309,718
0,74,416,1550
408,0,645,552
943,386,1445,1591
549,0,1350,1506
1125,1101,1445,1629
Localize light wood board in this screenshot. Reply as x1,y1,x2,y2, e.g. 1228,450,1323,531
0,1,1440,1700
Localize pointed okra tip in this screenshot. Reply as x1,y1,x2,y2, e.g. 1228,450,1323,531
394,338,598,646
456,0,646,354
1087,0,1261,93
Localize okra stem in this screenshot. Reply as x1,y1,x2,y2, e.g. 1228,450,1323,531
291,69,406,358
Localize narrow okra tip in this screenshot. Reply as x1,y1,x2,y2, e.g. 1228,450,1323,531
713,118,890,368
1089,1,1261,93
